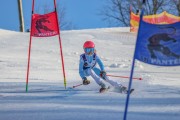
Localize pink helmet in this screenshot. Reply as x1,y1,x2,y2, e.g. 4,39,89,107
83,40,95,48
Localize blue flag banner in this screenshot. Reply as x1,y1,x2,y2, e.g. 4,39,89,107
135,20,180,66
124,9,180,120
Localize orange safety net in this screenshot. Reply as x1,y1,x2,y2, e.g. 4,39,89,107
130,11,180,32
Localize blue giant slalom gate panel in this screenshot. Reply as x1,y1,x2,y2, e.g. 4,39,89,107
135,20,180,66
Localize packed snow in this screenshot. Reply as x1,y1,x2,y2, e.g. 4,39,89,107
0,28,180,120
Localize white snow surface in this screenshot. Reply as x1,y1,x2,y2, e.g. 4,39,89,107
0,28,180,120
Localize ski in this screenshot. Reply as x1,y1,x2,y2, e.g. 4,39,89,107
126,89,135,94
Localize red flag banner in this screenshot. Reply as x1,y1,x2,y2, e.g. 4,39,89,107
31,11,59,37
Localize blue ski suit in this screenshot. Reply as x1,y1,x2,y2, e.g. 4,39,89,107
79,53,103,79
79,53,121,88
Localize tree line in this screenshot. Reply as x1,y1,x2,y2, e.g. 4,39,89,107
100,0,180,27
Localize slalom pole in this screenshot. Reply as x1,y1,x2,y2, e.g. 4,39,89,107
123,6,145,120
26,0,35,92
26,36,32,92
123,57,136,120
106,74,142,80
72,84,83,88
54,0,67,89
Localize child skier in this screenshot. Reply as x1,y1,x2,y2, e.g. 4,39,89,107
79,40,128,93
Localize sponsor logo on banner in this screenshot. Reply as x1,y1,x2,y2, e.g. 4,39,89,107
135,21,180,66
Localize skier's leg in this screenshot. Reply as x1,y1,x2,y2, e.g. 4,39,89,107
87,69,106,88
93,68,101,77
93,67,125,88
103,76,127,93
92,68,127,93
103,75,121,87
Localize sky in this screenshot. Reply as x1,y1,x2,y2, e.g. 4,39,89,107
0,0,112,31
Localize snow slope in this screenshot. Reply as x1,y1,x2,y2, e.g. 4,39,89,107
0,28,180,120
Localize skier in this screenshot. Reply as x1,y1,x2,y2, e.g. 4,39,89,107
79,40,128,93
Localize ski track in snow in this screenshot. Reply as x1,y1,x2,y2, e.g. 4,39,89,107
0,28,180,120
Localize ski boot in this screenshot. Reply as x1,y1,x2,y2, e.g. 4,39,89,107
99,82,108,93
115,85,128,93
118,86,134,94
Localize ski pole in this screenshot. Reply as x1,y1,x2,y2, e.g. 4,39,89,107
106,74,142,80
72,83,83,88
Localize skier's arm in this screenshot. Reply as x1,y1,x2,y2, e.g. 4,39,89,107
96,56,105,71
96,56,107,79
79,57,86,79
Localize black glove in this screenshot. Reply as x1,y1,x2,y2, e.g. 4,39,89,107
82,77,90,85
100,71,106,79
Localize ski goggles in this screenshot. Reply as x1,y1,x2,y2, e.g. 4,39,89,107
84,48,95,54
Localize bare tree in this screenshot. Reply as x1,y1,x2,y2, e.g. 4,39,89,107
144,0,162,14
143,0,170,15
100,0,130,27
131,0,169,15
172,0,180,16
100,0,171,26
56,3,75,30
37,3,75,30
